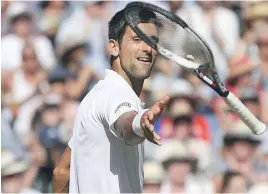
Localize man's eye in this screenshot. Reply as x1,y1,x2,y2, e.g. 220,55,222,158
133,37,141,42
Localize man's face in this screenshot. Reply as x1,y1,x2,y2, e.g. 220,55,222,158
231,140,255,161
167,161,191,184
22,47,39,73
119,23,158,79
13,16,32,36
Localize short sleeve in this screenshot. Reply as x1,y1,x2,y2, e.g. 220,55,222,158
68,137,73,149
104,90,139,139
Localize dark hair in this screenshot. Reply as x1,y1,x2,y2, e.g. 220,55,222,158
11,13,32,24
108,6,158,65
223,134,261,147
39,1,69,10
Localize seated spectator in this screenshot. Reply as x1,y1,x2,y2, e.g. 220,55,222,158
56,23,99,101
233,1,268,65
1,2,56,71
38,1,70,47
161,79,211,143
1,150,41,193
143,161,164,193
156,140,213,193
227,57,258,94
176,1,240,81
213,121,262,192
11,43,47,105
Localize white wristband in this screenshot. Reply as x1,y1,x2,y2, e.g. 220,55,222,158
132,109,149,137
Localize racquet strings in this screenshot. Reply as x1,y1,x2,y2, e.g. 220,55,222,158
124,6,212,70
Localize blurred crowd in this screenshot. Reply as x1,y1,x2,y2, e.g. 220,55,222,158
1,1,268,193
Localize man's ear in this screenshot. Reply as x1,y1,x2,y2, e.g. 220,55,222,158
108,39,120,57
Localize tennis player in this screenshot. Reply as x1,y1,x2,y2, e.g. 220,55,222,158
53,7,169,193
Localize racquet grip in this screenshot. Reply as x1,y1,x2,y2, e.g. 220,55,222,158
224,92,266,135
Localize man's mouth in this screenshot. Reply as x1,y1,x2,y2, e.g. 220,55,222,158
137,56,152,63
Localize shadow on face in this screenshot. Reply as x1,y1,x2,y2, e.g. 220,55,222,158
119,24,158,80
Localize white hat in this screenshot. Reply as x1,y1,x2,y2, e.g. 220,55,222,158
1,151,29,176
169,79,194,98
226,121,261,142
44,93,63,106
56,18,89,57
156,140,191,163
6,2,31,20
186,139,211,171
1,150,15,170
144,161,165,184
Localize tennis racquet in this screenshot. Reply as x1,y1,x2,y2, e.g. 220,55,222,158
124,2,266,135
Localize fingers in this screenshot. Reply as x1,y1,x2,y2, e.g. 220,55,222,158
142,117,161,146
143,129,161,146
157,95,170,110
151,96,169,115
146,111,154,122
144,118,154,132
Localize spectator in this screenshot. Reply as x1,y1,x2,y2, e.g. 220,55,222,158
56,1,113,78
38,1,70,47
166,79,211,143
33,93,63,192
1,2,56,71
177,1,240,81
47,67,75,96
234,1,268,65
1,150,41,193
55,18,99,101
213,121,262,192
157,140,212,193
143,161,164,193
11,43,47,104
227,58,258,94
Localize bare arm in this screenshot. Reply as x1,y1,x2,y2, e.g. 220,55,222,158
114,111,145,145
53,146,71,193
114,96,169,146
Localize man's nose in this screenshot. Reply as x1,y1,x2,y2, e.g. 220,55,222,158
140,40,152,53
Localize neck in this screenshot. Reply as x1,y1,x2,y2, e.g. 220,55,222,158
113,64,144,96
17,32,29,40
23,68,35,76
171,181,185,193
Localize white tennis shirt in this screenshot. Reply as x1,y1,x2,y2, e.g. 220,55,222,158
69,69,145,193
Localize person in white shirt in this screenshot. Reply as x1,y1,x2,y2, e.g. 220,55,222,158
53,6,169,193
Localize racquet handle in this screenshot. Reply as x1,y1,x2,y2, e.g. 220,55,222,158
224,92,266,135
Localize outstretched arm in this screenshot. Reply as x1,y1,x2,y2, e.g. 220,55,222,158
114,96,169,146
